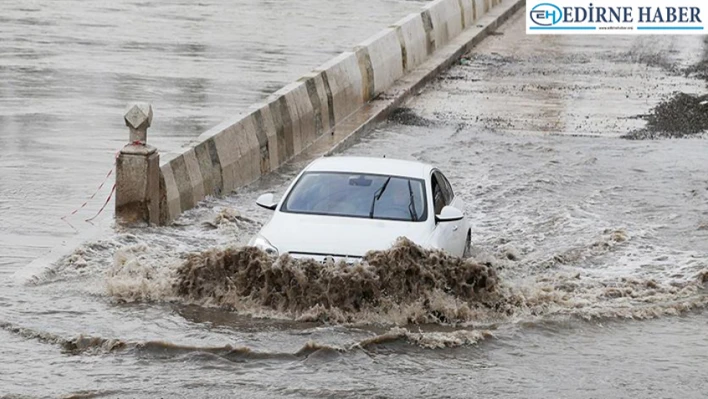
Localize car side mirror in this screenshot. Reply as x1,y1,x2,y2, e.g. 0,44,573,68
255,193,277,210
435,205,464,223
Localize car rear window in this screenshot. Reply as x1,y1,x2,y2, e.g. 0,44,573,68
281,172,427,222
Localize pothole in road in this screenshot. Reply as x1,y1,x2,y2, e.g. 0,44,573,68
387,107,436,127
624,92,708,140
625,36,708,139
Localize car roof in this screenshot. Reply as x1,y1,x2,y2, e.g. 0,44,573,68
304,156,433,179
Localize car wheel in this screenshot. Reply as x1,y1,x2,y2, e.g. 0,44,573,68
463,232,472,258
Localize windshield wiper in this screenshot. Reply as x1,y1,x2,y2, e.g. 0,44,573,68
369,176,391,218
407,180,417,221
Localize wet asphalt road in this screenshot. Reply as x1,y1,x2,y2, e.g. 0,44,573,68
2,6,708,399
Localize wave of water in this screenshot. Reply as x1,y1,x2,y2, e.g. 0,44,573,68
100,233,708,326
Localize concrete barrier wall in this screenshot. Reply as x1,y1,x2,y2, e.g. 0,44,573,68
392,14,429,72
423,0,464,51
156,0,505,223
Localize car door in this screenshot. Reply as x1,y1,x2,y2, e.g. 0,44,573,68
428,170,459,254
438,171,467,255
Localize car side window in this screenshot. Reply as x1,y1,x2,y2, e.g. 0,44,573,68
431,174,446,215
433,170,453,205
439,172,454,202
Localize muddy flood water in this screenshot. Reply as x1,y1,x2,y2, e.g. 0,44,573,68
3,5,708,399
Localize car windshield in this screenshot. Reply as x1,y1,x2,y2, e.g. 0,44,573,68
281,172,427,222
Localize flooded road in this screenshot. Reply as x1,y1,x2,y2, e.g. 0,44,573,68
0,0,429,273
3,6,708,399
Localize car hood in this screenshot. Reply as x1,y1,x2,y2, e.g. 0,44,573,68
259,212,432,258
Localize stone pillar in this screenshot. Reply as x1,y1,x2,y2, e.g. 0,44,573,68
115,103,160,225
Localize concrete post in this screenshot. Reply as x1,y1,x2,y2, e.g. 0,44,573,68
115,103,160,225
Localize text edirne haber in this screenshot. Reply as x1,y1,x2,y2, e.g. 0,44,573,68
559,5,702,24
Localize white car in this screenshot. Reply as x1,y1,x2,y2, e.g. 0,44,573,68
248,156,471,261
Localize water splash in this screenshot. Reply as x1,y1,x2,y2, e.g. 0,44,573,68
106,237,708,326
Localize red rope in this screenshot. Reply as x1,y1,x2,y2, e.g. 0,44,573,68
61,150,120,221
60,168,113,219
85,183,116,223
62,143,148,223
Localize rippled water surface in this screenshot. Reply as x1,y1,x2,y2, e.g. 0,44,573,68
2,4,708,399
0,0,429,271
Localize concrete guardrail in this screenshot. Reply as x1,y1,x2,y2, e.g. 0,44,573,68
115,0,522,225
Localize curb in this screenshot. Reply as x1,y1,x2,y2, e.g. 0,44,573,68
322,0,525,156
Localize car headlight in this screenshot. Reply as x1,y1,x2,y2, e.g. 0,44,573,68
248,235,279,256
